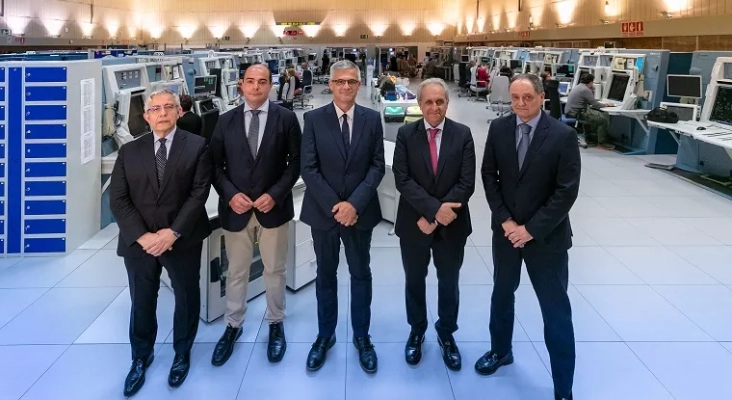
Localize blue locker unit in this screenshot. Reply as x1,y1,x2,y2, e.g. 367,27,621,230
25,162,67,178
25,124,67,140
25,86,67,102
25,200,66,216
25,219,66,234
3,60,102,255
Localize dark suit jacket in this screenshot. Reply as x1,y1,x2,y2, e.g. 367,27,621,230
300,102,385,231
210,101,302,231
393,118,476,245
110,129,213,258
481,112,581,251
177,111,203,136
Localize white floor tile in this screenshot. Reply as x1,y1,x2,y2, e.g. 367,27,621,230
0,257,22,276
426,247,492,286
345,342,454,400
187,293,267,344
605,246,718,284
569,196,616,219
77,223,119,250
0,288,48,329
573,218,658,246
467,218,493,247
568,247,644,285
652,284,732,341
626,218,722,246
535,342,674,400
238,343,345,400
592,196,671,218
679,217,732,245
75,286,175,344
18,344,133,400
0,287,123,345
476,247,531,285
450,342,553,400
514,285,620,342
574,285,713,341
640,196,729,218
0,250,96,288
628,342,732,400
133,343,253,400
0,344,68,400
671,246,732,284
55,250,128,288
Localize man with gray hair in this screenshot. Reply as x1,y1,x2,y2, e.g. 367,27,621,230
479,73,580,400
111,89,212,395
393,78,475,370
300,59,385,374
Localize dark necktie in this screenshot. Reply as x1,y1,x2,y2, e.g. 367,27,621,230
248,109,261,159
427,128,440,175
517,123,532,169
156,137,167,185
342,114,350,154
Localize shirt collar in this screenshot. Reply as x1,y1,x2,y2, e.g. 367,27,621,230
516,112,542,132
334,103,355,121
243,101,269,114
153,126,176,143
424,118,446,132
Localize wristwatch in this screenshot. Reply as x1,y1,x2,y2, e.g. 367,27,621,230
172,231,181,239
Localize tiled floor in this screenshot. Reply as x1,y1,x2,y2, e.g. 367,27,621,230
2,82,732,400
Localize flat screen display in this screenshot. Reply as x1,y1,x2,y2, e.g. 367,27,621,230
194,75,218,95
127,94,149,137
667,75,702,98
710,86,732,126
608,74,630,102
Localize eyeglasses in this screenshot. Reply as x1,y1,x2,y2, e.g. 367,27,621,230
331,79,360,87
147,104,179,114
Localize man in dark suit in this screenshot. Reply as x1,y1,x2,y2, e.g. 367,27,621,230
110,89,212,396
392,78,475,370
176,94,203,136
209,64,301,366
300,60,385,374
478,74,581,400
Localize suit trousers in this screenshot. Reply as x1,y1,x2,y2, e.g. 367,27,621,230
489,232,575,397
400,236,465,339
224,214,289,328
124,243,202,360
312,225,373,339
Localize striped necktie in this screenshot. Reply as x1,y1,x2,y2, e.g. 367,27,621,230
156,137,167,185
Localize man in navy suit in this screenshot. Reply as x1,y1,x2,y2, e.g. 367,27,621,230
209,64,302,366
392,78,475,370
300,60,385,374
479,73,581,400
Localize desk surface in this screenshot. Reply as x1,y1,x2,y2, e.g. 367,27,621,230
647,120,732,149
600,107,649,115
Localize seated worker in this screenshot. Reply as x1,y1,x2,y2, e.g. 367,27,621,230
476,62,490,88
176,94,203,136
423,58,438,79
565,73,615,150
499,66,513,79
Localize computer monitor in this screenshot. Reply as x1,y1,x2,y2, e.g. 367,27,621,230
193,75,218,96
667,74,702,98
544,64,553,73
607,73,630,102
461,55,470,63
558,82,570,95
660,102,696,121
127,94,149,138
555,64,573,77
710,85,732,126
509,60,521,72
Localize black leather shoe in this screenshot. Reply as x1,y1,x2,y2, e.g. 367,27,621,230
211,325,242,366
168,351,190,388
267,322,287,363
123,353,154,396
474,350,514,375
437,335,462,371
404,333,425,365
354,336,378,374
555,392,573,400
306,335,336,372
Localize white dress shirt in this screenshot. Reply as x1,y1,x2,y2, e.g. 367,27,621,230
335,103,355,141
152,127,176,158
243,101,269,152
424,118,446,154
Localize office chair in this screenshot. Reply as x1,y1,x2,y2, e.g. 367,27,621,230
294,70,314,109
545,80,562,119
488,75,511,116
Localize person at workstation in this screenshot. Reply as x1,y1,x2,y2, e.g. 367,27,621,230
209,64,302,367
423,57,438,79
476,62,490,88
176,94,203,136
565,73,615,150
